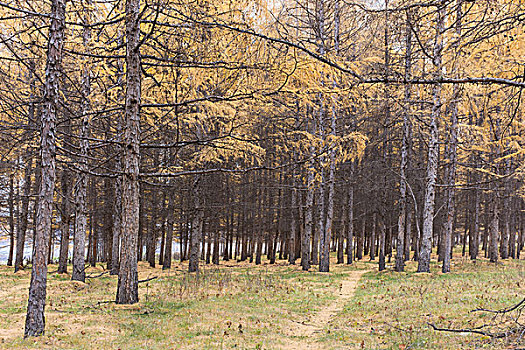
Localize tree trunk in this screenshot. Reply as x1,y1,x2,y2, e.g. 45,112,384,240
24,0,65,337
15,156,33,272
147,188,158,268
116,0,141,304
404,207,412,261
469,181,480,260
57,168,71,274
378,218,386,271
395,10,413,272
370,212,377,260
314,177,325,267
189,177,203,272
489,192,499,263
103,178,113,265
212,220,220,265
159,208,166,266
223,178,231,261
302,169,314,271
346,168,355,264
7,174,15,266
72,151,89,281
255,180,264,265
163,189,176,270
71,0,93,281
442,0,462,274
417,0,445,273
500,178,511,260
509,199,517,259
337,201,345,264
483,193,489,257
137,187,145,261
110,173,122,275
289,172,297,264
320,109,336,272
89,179,97,267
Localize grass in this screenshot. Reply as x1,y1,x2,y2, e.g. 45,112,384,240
0,252,523,349
329,256,525,349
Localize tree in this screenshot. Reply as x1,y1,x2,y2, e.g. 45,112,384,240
24,0,66,337
116,0,141,304
417,0,445,273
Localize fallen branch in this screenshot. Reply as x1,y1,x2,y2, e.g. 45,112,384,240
86,271,109,279
471,297,525,315
429,297,525,346
138,276,158,283
430,322,525,339
428,322,503,338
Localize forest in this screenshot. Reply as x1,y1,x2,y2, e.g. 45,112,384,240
0,0,524,348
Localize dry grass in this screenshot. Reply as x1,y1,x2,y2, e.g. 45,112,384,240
328,255,525,349
0,252,523,349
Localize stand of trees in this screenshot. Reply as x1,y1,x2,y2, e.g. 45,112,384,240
0,0,523,338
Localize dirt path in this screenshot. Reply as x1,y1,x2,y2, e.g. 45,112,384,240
283,269,369,349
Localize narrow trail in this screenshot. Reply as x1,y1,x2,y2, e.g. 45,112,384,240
283,269,369,349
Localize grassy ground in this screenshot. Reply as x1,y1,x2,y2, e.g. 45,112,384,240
0,253,523,349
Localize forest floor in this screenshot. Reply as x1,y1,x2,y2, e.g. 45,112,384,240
0,252,524,349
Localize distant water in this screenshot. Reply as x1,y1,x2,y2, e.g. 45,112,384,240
0,239,181,265
0,239,62,265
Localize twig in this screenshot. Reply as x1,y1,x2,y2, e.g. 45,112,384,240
471,297,525,314
138,276,158,283
428,322,500,337
86,271,109,278
429,322,524,339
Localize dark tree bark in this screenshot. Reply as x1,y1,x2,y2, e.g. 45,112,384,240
255,174,265,265
7,174,15,266
57,168,71,274
501,164,511,259
110,53,125,275
223,176,231,261
442,0,462,274
489,192,499,263
147,187,159,268
110,172,122,275
295,192,303,262
404,206,412,262
370,212,377,260
212,218,220,265
189,177,203,272
302,164,314,271
72,0,92,281
509,198,517,259
395,9,413,272
163,189,176,270
313,173,324,266
320,103,336,272
357,215,365,260
15,156,33,272
159,212,166,266
240,187,248,262
103,178,113,266
469,174,480,260
346,165,355,264
88,179,97,267
24,0,66,337
417,0,445,273
337,201,345,264
137,186,145,261
378,218,386,271
116,0,142,304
